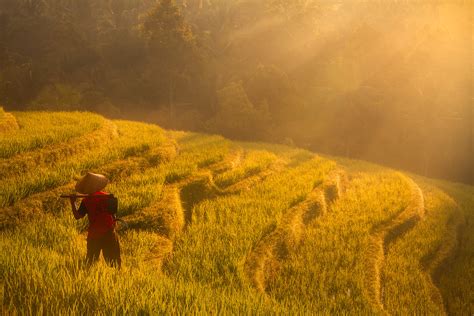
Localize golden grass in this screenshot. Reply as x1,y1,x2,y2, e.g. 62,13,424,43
266,171,413,313
322,169,348,205
0,112,105,158
364,173,425,312
244,183,329,293
164,157,335,293
1,112,472,314
381,182,464,315
0,120,118,180
424,200,463,314
434,183,474,314
209,148,244,174
0,120,167,208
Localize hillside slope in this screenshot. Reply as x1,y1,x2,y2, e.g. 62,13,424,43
1,112,472,314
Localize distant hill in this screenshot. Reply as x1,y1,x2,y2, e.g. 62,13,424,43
1,111,472,314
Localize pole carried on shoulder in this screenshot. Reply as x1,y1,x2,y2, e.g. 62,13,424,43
60,194,114,199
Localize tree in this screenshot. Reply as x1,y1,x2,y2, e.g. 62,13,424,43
245,64,304,124
142,0,200,116
208,81,271,140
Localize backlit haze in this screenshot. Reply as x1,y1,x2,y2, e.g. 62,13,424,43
0,0,472,183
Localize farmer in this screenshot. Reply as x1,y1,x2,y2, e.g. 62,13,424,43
69,172,121,268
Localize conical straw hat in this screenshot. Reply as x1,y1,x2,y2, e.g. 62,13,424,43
75,172,109,194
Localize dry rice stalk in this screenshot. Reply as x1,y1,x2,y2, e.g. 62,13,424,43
122,185,185,239
322,169,348,205
143,234,174,269
180,172,221,227
210,148,244,174
147,138,179,166
0,113,19,133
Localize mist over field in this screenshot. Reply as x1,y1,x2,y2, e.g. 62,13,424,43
0,0,472,183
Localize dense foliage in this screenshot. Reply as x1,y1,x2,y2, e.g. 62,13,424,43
0,0,471,183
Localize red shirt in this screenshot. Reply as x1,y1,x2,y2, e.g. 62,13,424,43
79,191,116,239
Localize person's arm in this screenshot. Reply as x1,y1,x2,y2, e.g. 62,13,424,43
70,197,86,220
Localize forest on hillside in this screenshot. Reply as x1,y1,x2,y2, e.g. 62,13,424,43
0,0,471,184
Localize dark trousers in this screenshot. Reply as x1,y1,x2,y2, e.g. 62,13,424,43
86,230,121,268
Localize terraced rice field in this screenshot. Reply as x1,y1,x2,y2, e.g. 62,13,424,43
1,112,473,314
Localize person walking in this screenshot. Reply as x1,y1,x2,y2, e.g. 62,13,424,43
69,172,121,268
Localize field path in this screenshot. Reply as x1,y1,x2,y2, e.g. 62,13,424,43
364,173,425,312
